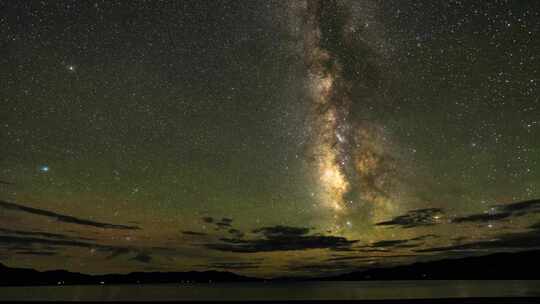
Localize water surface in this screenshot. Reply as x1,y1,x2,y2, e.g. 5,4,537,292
1,280,539,301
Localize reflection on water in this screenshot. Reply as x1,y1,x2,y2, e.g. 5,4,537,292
1,281,540,301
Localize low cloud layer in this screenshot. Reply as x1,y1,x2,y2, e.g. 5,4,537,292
181,231,208,237
418,223,540,253
130,253,152,264
0,200,140,230
453,199,540,224
201,216,237,231
376,208,444,228
205,225,357,253
0,230,153,265
0,227,94,241
207,261,261,270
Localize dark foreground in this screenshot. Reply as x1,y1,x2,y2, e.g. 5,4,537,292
1,281,539,302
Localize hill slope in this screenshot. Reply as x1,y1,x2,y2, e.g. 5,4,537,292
321,250,540,280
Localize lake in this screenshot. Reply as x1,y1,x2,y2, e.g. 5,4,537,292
1,280,539,301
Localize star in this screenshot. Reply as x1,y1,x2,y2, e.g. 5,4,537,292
2,0,540,279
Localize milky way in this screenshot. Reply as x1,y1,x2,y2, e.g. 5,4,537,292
300,0,401,231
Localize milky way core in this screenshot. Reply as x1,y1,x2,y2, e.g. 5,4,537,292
303,0,399,231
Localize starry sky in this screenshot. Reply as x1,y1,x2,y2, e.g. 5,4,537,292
1,0,540,278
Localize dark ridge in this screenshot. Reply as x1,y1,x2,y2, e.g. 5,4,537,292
316,250,540,280
0,263,260,286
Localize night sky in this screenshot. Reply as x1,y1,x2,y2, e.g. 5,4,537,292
1,0,540,278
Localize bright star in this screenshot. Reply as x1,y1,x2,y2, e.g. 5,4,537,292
40,165,50,173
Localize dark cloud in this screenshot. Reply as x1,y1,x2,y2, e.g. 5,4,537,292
252,225,311,237
326,254,417,262
357,238,424,250
0,234,153,264
0,200,140,230
221,218,233,224
529,222,540,230
130,253,152,264
0,234,144,262
391,244,419,249
370,240,409,248
215,222,232,229
207,261,260,270
0,244,33,251
105,248,132,260
0,227,94,241
202,217,214,223
215,218,234,229
418,225,540,253
105,249,159,265
331,246,355,252
355,248,390,253
228,229,244,238
325,256,377,262
453,199,540,224
410,234,439,241
501,199,540,214
203,216,235,230
205,225,357,253
0,234,100,249
14,250,57,256
375,208,444,228
181,231,208,236
0,181,12,185
286,261,357,275
451,236,469,242
453,212,512,223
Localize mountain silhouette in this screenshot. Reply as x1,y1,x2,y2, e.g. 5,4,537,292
317,250,540,281
0,263,259,286
1,250,540,286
